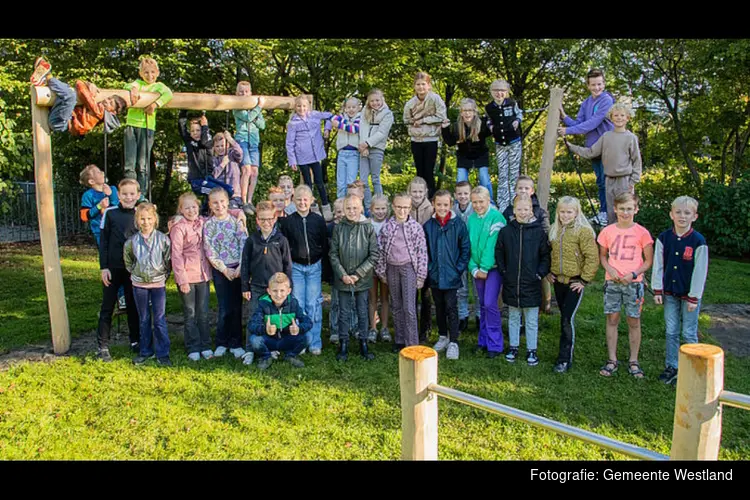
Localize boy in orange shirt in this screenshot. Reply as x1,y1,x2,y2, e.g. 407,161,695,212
597,192,653,379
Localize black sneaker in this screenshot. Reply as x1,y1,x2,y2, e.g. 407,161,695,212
458,318,468,333
130,342,140,353
257,357,273,370
287,356,305,368
133,355,154,365
505,347,519,363
98,348,112,362
658,366,678,385
526,350,539,366
553,361,570,373
474,316,481,331
157,357,172,367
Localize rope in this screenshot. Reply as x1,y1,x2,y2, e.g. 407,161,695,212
562,138,601,224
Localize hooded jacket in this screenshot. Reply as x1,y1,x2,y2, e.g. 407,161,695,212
248,293,313,339
279,211,329,266
495,216,551,308
410,197,434,225
359,103,394,151
423,211,471,290
330,215,379,292
124,230,172,285
563,91,615,148
502,193,550,233
178,110,213,180
211,141,243,199
375,216,428,285
285,111,333,166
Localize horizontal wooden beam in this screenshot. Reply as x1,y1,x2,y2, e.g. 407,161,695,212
33,86,300,111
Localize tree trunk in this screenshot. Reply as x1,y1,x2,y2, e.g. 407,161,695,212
721,128,736,185
731,132,742,187
160,151,174,210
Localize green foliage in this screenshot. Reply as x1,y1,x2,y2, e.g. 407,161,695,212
698,174,750,256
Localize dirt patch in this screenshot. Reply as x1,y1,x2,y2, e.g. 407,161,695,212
701,304,750,358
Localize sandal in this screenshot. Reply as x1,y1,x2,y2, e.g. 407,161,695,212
599,359,618,377
628,361,645,379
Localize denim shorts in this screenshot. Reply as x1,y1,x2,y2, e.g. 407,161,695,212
603,280,645,318
239,141,260,167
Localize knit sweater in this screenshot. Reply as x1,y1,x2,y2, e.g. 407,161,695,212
203,214,248,273
567,130,642,182
333,112,361,150
563,92,615,147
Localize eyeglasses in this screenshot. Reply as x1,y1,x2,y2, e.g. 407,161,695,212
257,217,276,223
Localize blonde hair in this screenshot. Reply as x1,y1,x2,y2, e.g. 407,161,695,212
139,57,159,73
333,198,345,212
408,176,428,192
118,178,140,192
278,175,294,186
236,81,252,94
294,184,313,198
212,131,232,157
255,200,275,214
609,101,632,118
135,202,159,229
268,272,291,287
490,79,510,92
414,71,432,85
672,195,698,211
79,164,100,187
364,88,385,122
177,192,199,214
268,186,284,197
457,98,481,143
549,196,595,242
370,193,390,213
208,186,229,201
342,96,362,113
614,191,639,208
344,193,363,209
513,193,533,208
470,186,491,201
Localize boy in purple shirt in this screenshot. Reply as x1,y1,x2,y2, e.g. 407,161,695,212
558,68,614,226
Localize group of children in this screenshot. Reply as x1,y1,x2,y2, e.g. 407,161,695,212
40,54,708,383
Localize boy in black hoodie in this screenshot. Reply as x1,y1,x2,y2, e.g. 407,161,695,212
502,175,550,232
97,178,142,361
495,194,551,366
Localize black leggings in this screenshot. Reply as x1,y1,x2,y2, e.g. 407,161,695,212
98,268,140,348
410,141,438,198
299,162,329,206
554,281,584,364
432,288,459,342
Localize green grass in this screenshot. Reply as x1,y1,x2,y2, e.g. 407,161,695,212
0,243,749,460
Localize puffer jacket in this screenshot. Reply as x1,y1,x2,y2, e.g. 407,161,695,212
503,193,550,233
360,103,394,151
248,293,313,339
495,216,551,308
423,212,470,290
124,230,172,285
549,224,599,285
375,216,428,284
403,92,447,142
330,215,379,292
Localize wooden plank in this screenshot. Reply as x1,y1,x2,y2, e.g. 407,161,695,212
30,87,71,354
399,346,439,460
537,87,564,212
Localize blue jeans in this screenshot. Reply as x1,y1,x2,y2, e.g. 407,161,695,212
360,148,384,211
664,295,701,370
47,78,77,133
336,149,360,198
292,261,323,350
239,141,260,166
592,158,607,214
249,333,307,360
124,126,155,196
133,286,170,359
212,268,243,349
509,306,539,350
457,166,493,203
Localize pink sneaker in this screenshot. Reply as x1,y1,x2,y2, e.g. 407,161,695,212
30,57,51,86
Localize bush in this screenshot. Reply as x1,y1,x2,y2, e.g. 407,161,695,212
697,175,750,257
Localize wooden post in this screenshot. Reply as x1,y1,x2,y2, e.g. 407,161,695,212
399,346,438,460
538,87,564,314
30,87,71,354
670,344,724,460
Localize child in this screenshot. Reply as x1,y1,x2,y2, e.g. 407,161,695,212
247,272,312,370
485,80,523,212
566,102,642,225
375,193,428,351
241,201,293,352
502,175,550,232
651,196,709,385
423,190,471,360
495,194,551,366
441,98,494,199
330,194,379,361
79,165,119,248
597,192,654,378
347,180,368,217
211,131,244,208
268,186,288,219
327,198,345,345
124,203,172,366
368,194,391,343
559,68,615,225
124,57,174,197
278,175,297,216
359,89,394,210
286,95,334,222
170,193,246,362
547,196,599,373
96,179,142,361
278,185,328,355
454,181,478,332
178,111,212,181
333,97,362,198
408,176,434,341
403,72,447,198
30,57,127,136
468,186,507,358
204,187,249,359
233,81,266,213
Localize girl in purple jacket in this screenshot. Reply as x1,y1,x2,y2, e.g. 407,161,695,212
286,95,334,222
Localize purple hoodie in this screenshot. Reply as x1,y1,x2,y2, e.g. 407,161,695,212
563,92,614,147
286,111,333,166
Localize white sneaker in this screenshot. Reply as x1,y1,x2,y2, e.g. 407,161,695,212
271,351,280,360
214,346,227,357
200,350,214,360
230,347,246,359
446,342,460,360
241,352,254,365
597,212,609,226
433,336,450,352
310,348,322,356
187,352,201,362
300,348,307,355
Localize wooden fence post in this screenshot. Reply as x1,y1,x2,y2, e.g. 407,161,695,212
399,346,438,460
30,87,71,354
670,344,724,460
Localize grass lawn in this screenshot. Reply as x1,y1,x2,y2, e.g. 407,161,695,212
0,243,748,460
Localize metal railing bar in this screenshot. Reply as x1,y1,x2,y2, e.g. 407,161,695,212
719,391,750,411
